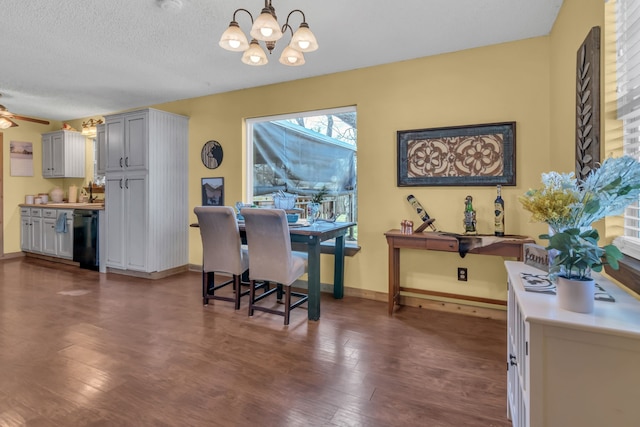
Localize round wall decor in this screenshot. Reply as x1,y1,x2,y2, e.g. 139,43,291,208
201,140,223,169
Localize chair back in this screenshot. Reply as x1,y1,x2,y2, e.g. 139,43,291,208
241,208,305,286
194,206,248,275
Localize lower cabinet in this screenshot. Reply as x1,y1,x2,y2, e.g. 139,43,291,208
21,207,73,259
105,173,147,271
505,261,640,427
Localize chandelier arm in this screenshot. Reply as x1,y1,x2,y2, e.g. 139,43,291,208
281,23,294,38
232,8,254,24
284,9,307,26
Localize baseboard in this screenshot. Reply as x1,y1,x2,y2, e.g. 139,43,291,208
24,252,80,267
0,251,25,261
107,264,189,280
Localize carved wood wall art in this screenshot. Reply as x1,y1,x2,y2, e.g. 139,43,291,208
575,26,601,181
397,122,516,187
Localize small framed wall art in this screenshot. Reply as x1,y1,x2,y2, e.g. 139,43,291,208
397,122,516,187
201,140,223,169
201,177,224,206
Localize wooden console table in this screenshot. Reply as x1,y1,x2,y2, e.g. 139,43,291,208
385,230,534,315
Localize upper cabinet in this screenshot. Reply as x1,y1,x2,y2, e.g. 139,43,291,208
105,111,148,172
96,123,106,175
41,130,86,178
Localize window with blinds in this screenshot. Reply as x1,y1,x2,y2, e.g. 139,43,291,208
616,0,640,259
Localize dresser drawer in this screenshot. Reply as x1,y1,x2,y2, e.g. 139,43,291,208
30,208,43,217
426,238,458,252
20,208,30,216
43,209,57,218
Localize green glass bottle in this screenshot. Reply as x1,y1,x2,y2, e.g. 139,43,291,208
463,195,477,234
494,185,505,236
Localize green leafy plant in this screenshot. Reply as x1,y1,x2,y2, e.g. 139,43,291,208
310,186,328,204
542,227,622,280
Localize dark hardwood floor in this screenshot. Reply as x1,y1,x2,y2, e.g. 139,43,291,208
0,257,511,426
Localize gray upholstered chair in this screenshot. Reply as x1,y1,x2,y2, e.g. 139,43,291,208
241,208,308,325
194,206,266,309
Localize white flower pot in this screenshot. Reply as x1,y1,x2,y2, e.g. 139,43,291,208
556,276,595,314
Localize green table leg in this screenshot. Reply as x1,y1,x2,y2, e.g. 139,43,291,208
307,236,321,321
333,233,346,299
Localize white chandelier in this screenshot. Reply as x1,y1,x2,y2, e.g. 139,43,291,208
218,0,318,66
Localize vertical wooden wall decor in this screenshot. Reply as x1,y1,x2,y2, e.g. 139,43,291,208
576,26,601,180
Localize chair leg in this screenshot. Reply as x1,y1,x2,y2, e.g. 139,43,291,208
248,279,256,317
233,275,242,310
202,271,209,305
276,283,283,301
284,286,292,325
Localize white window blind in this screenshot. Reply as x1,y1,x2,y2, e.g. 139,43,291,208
616,0,640,258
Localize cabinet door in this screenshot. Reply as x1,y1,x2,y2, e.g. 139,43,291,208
42,134,53,177
124,174,147,271
42,218,57,255
105,118,125,172
96,124,106,175
51,132,65,177
105,175,126,268
57,219,74,259
124,113,147,170
31,217,43,253
20,217,32,251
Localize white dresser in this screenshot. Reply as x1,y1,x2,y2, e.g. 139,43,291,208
505,261,640,427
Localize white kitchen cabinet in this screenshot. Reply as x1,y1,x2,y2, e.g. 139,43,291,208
30,209,43,253
505,261,640,427
96,123,106,175
20,208,43,253
105,173,147,271
104,108,188,275
20,208,33,251
105,111,147,172
41,130,86,178
57,214,74,259
42,217,57,255
22,208,74,259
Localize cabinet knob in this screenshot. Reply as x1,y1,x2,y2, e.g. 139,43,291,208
509,354,517,366
120,157,123,167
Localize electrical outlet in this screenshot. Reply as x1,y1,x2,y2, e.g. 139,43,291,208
457,267,468,282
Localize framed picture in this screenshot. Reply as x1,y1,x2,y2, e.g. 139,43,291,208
201,177,224,206
397,122,516,186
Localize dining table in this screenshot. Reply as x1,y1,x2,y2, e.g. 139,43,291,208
193,219,355,321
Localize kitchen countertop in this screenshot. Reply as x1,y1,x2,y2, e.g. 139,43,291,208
20,203,105,210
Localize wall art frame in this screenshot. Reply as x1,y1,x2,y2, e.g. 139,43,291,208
397,121,516,187
575,26,600,181
201,177,224,206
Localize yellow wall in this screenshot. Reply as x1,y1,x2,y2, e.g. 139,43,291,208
1,0,607,306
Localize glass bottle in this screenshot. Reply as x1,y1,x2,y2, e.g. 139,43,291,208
494,185,505,236
463,195,477,234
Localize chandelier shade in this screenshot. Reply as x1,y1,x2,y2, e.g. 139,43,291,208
250,7,283,41
219,21,250,51
290,23,318,52
242,39,269,65
279,45,305,66
219,0,318,67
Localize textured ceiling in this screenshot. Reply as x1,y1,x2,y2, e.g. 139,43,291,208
0,0,563,121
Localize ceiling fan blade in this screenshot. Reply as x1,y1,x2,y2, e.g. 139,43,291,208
12,115,50,125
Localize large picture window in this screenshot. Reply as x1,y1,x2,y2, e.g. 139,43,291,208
616,0,640,259
246,107,357,240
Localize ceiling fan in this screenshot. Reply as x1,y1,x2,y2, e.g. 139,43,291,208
0,103,50,129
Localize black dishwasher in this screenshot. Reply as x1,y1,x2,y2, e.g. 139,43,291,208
73,210,99,270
